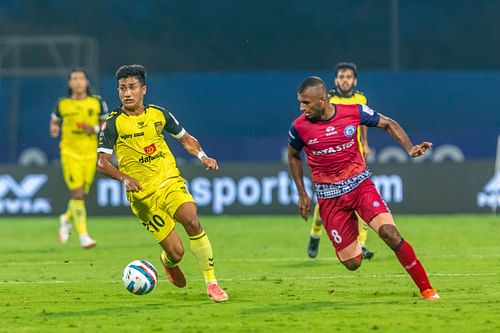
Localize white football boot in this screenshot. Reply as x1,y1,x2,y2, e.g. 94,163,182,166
80,234,97,249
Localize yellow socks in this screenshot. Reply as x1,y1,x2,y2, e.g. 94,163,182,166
69,199,88,236
310,204,323,237
63,201,73,221
358,221,368,246
189,231,216,284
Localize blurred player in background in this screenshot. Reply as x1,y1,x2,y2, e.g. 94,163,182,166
97,65,228,302
308,62,374,260
289,77,439,300
50,69,108,249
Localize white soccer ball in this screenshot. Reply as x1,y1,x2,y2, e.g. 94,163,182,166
122,260,158,295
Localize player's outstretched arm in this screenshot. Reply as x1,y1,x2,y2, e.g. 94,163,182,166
376,114,432,158
287,144,311,220
96,152,143,192
177,132,219,170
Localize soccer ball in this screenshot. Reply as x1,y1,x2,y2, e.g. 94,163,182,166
122,260,158,295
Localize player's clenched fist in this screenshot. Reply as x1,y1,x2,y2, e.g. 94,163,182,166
409,141,433,157
201,156,219,170
122,175,143,192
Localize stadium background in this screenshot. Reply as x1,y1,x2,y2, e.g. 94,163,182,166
0,0,499,216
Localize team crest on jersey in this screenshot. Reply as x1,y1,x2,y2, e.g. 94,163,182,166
344,125,356,138
144,143,157,155
154,121,163,135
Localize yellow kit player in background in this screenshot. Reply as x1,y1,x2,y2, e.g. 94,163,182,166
50,69,108,249
97,65,228,302
307,62,375,260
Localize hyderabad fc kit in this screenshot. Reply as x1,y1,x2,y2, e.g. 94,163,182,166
52,95,108,193
98,105,195,242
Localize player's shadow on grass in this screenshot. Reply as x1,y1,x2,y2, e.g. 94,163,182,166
242,297,408,315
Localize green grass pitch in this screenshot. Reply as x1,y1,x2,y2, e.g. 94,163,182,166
1,215,499,333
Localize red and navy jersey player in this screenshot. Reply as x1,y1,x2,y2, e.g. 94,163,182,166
287,76,440,301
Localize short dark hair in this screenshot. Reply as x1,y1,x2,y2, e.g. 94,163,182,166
115,64,147,86
335,62,358,77
67,68,91,96
298,76,327,94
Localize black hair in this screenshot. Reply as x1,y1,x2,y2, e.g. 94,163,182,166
67,68,92,96
335,62,358,78
298,76,327,94
115,64,147,86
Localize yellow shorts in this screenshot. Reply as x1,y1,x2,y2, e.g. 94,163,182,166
128,176,195,242
60,154,97,194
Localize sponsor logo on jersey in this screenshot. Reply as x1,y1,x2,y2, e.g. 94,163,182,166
120,132,144,140
344,125,356,138
137,121,147,129
325,126,337,136
308,138,319,145
139,151,165,164
310,139,355,156
144,143,157,155
361,104,374,115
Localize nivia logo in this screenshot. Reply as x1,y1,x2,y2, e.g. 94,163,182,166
308,138,319,145
477,172,500,210
0,174,51,214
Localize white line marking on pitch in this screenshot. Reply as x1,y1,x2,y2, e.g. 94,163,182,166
4,254,500,266
0,272,496,285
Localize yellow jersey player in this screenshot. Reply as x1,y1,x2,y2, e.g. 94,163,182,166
96,65,228,302
307,62,375,260
50,68,108,249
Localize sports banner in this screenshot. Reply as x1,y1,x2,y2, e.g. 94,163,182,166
0,161,496,216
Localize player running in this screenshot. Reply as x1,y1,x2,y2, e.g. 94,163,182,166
288,76,439,300
50,68,108,249
308,62,374,260
97,65,228,302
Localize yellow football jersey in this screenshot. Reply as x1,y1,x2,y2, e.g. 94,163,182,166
329,89,368,105
52,95,108,158
98,105,186,198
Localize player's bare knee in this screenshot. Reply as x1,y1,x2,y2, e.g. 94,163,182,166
343,257,362,271
378,224,401,248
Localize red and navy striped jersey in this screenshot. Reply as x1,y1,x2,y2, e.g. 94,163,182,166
288,104,379,184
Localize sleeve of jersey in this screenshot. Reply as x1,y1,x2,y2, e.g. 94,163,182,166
97,118,118,154
99,99,109,120
163,110,186,139
358,104,380,127
288,124,305,151
51,100,62,122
